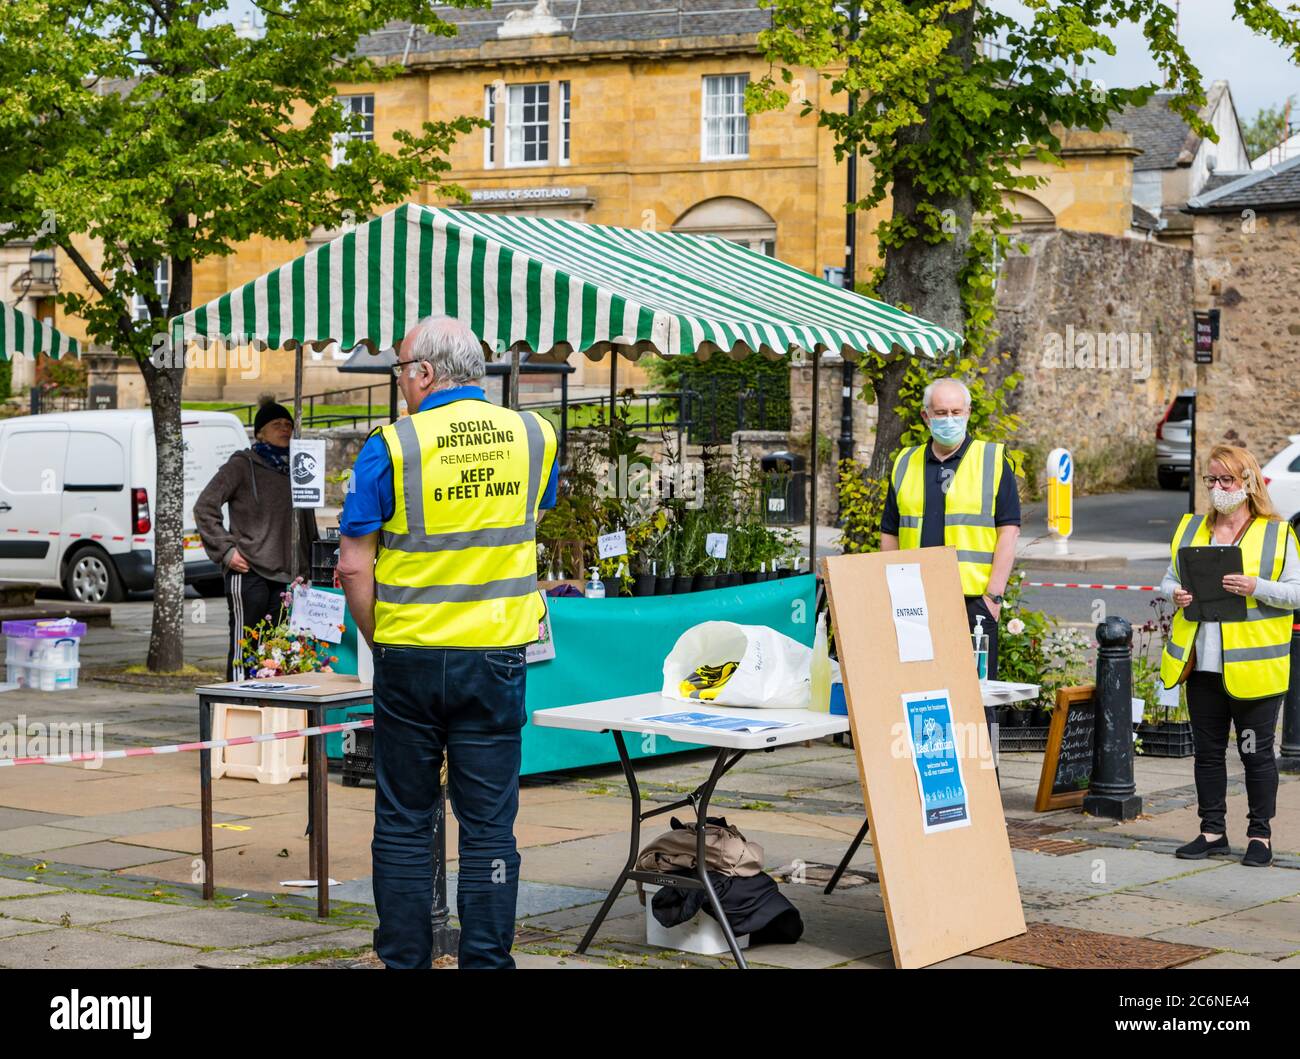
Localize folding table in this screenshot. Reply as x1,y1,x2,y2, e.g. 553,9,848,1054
194,673,373,919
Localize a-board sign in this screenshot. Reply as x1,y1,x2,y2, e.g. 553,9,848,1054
1034,685,1097,812
825,548,1025,968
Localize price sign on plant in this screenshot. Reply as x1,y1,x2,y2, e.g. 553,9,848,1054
705,532,729,559
597,530,628,559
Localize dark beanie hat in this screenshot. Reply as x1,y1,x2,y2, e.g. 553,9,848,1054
254,398,293,435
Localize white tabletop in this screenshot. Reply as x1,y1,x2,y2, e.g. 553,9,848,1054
533,692,847,750
531,680,1040,752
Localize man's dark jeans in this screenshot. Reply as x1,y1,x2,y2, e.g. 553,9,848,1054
1186,671,1280,840
371,644,527,969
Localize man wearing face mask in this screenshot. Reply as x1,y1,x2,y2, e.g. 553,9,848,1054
1161,444,1300,868
335,316,558,969
880,378,1021,699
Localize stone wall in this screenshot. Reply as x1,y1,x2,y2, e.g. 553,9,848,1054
787,357,877,524
1190,208,1300,512
993,228,1195,495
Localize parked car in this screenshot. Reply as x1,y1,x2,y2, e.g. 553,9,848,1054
1261,436,1300,531
1155,389,1194,490
0,409,250,603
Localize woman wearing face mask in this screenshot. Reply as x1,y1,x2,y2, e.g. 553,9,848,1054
1161,445,1300,867
194,397,319,680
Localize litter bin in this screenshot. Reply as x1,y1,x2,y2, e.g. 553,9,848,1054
761,450,806,525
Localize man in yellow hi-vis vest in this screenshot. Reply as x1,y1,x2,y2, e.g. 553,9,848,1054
337,316,558,969
880,377,1020,695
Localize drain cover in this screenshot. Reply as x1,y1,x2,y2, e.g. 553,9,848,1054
772,862,878,887
974,922,1212,969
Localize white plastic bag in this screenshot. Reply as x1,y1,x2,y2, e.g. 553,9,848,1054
661,621,812,709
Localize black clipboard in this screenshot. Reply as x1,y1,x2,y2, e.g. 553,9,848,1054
1177,546,1247,622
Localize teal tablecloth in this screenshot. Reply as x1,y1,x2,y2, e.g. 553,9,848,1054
521,575,817,775
321,575,818,774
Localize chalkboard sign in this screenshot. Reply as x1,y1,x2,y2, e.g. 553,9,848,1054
1034,685,1096,812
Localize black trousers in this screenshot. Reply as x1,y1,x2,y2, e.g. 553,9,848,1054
224,569,288,681
1186,671,1280,840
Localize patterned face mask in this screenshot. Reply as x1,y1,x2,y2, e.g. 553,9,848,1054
1211,486,1248,515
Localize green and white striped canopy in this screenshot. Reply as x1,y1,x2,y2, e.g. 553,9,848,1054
170,204,962,361
0,302,80,360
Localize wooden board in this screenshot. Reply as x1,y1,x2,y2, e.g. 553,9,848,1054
825,548,1025,968
1034,685,1097,812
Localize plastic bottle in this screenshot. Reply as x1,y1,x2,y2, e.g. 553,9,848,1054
584,567,606,599
810,611,831,712
972,614,989,681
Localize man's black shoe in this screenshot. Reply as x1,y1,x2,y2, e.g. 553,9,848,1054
1175,834,1230,859
1242,840,1273,867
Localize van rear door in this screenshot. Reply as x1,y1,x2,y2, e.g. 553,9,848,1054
0,422,70,583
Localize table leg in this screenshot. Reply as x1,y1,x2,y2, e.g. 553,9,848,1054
575,731,640,955
824,817,870,895
692,749,748,968
311,708,329,918
199,696,214,901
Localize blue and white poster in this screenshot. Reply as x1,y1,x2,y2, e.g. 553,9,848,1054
901,688,971,834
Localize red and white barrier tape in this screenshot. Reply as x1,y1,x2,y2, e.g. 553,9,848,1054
2,527,149,544
1022,581,1160,592
0,718,373,768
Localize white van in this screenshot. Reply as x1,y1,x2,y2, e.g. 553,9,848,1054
0,409,250,602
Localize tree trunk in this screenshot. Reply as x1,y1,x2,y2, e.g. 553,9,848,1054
867,4,976,483
140,249,192,673
140,353,187,672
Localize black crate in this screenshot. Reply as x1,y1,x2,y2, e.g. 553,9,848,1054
1136,721,1195,758
341,715,375,787
311,539,341,588
997,726,1050,753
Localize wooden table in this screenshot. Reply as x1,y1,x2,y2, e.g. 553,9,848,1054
193,673,373,919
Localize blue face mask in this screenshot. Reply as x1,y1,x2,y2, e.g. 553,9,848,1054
929,415,968,446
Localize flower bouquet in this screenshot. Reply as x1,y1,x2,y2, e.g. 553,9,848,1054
239,580,341,677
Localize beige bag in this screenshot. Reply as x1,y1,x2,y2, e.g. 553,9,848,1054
636,816,764,877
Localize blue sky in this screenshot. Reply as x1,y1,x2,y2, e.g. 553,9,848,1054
218,0,1298,121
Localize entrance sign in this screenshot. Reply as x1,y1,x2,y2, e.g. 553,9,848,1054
885,562,934,662
825,547,1025,968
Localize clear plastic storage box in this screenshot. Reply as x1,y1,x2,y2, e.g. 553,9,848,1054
3,619,87,692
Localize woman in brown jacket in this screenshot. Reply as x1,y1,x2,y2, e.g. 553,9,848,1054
194,399,317,679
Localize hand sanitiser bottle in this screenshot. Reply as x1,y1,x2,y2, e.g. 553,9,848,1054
585,567,606,599
972,614,989,681
810,611,831,712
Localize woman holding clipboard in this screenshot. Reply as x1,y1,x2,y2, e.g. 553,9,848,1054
1160,445,1300,867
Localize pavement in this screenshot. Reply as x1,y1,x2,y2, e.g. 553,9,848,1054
0,596,1298,970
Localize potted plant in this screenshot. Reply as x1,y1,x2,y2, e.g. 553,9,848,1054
1132,599,1194,756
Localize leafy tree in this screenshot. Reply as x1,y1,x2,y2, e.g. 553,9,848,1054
752,0,1300,484
1242,96,1295,159
0,0,480,669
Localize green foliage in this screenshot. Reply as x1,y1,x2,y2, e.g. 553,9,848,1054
1241,96,1296,159
0,359,12,402
642,349,791,441
837,460,886,554
995,570,1093,710
1073,435,1158,495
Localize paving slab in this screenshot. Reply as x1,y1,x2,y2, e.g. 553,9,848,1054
1131,863,1300,911
232,926,375,961
25,841,186,870
0,823,106,854
1031,892,1233,936
928,954,1038,969
0,808,77,830
98,907,348,947
1176,951,1287,969
0,876,63,898
0,927,199,969
0,918,59,939
0,891,192,926
45,806,241,837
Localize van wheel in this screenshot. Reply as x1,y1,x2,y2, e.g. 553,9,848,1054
63,546,125,604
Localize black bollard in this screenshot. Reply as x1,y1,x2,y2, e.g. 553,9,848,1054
1083,616,1143,820
1280,623,1300,772
431,785,460,957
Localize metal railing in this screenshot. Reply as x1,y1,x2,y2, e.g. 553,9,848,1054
209,383,394,431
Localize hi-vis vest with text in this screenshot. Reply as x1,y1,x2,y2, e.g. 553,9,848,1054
891,440,1005,597
374,399,558,648
1159,513,1295,699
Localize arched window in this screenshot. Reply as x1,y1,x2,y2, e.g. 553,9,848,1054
672,197,777,256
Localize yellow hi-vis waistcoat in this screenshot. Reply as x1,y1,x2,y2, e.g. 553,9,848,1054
891,439,1006,597
1159,513,1295,699
373,399,558,649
